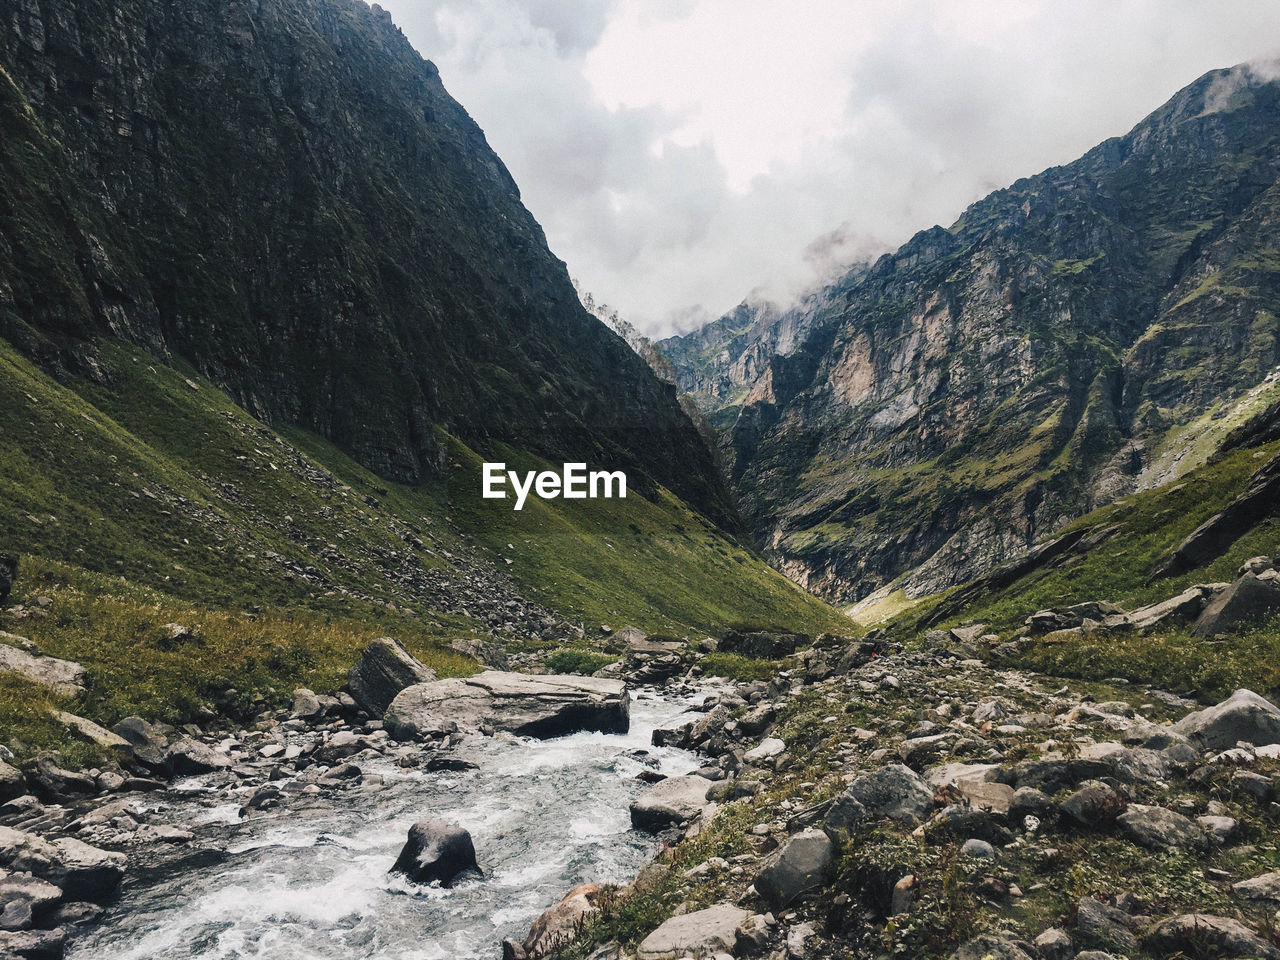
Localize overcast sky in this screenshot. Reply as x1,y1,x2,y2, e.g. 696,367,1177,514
373,0,1280,338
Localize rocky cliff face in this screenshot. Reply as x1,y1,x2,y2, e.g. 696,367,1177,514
663,64,1280,604
0,0,736,527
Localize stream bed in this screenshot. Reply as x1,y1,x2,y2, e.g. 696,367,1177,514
67,689,709,960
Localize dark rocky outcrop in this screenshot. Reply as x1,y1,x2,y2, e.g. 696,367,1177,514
719,630,808,659
346,638,436,718
0,556,15,606
0,0,738,531
1191,572,1280,635
388,820,478,888
0,827,125,902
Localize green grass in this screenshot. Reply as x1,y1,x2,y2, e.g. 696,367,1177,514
0,333,849,763
700,652,777,682
545,649,616,676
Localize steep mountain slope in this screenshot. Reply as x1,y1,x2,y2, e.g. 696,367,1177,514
664,63,1280,605
0,0,735,527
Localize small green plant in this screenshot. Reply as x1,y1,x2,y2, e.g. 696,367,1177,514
545,649,616,675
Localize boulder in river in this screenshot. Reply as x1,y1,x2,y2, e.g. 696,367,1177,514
389,819,478,887
347,637,437,717
630,775,712,832
385,672,628,741
1172,688,1280,750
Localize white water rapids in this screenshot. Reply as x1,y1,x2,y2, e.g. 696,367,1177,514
67,689,710,960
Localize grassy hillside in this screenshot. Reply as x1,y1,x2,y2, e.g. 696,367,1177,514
894,439,1280,698
0,335,847,762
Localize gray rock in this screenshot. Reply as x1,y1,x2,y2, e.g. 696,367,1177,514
1075,898,1138,954
0,643,86,697
1198,814,1239,843
1058,781,1127,828
1233,871,1280,901
743,738,785,763
518,882,601,959
824,763,934,839
960,838,996,860
448,637,510,670
1192,573,1280,636
27,758,96,801
0,826,125,901
0,928,66,959
347,637,437,717
0,761,26,803
1172,688,1280,750
388,819,478,887
734,913,771,955
949,934,1033,959
1146,913,1280,959
754,828,833,910
1032,927,1072,960
290,688,324,720
636,903,750,960
924,805,1012,846
111,716,174,769
0,556,14,606
630,776,712,831
164,738,232,776
1120,585,1215,632
386,672,629,740
0,873,61,931
719,630,806,659
53,711,130,752
1008,787,1053,827
1117,804,1207,851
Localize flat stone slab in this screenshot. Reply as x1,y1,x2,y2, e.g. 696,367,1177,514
0,644,86,697
636,903,750,959
631,775,712,831
385,671,629,740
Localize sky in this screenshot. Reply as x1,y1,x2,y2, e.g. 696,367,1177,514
372,1,1280,338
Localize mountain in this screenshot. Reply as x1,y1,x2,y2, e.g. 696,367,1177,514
0,0,850,757
0,0,736,529
662,62,1280,607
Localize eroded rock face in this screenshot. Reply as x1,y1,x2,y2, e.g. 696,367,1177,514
385,672,628,741
389,820,478,888
347,638,437,718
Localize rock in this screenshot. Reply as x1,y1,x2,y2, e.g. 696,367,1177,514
1117,804,1207,851
1233,871,1280,901
164,738,233,776
0,928,66,959
388,819,478,887
1008,787,1053,827
743,738,785,763
924,805,1012,846
1172,688,1280,750
53,712,130,752
1058,781,1127,828
1033,927,1072,960
1120,585,1216,632
448,637,510,670
0,762,25,803
719,630,806,659
0,874,61,931
1193,573,1280,635
636,903,750,960
290,688,324,720
520,883,601,959
0,644,86,697
0,556,15,606
1075,897,1138,954
0,826,125,901
111,717,174,769
823,763,933,839
1198,814,1239,843
630,775,712,831
27,758,96,801
1145,913,1280,959
754,828,833,910
734,913,772,955
926,763,1014,812
960,838,996,860
347,638,437,718
949,934,1033,959
386,672,628,740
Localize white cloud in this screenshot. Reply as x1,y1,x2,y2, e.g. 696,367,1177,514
372,0,1280,337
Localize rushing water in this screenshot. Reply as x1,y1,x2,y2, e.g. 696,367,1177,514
68,689,709,960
